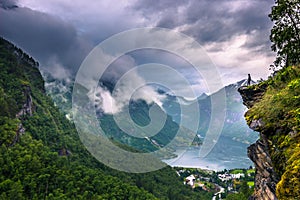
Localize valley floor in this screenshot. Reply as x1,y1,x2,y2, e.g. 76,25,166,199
175,167,255,200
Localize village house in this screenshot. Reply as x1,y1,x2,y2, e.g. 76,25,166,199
185,175,196,186
231,173,245,179
218,173,232,182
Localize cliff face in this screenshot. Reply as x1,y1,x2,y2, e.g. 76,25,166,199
12,85,35,146
239,86,278,200
238,66,300,200
247,140,278,200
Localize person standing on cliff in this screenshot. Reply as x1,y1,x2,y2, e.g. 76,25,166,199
247,74,251,86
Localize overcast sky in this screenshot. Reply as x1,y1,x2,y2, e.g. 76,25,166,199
0,0,276,97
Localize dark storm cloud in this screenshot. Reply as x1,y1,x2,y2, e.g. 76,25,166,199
0,0,275,87
131,0,274,53
0,0,18,9
132,0,186,14
0,0,91,76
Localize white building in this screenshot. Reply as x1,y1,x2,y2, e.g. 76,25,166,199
231,173,245,179
185,175,196,186
218,173,232,182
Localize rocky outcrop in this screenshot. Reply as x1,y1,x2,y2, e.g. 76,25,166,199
238,86,279,200
16,85,34,118
238,85,267,108
12,85,35,145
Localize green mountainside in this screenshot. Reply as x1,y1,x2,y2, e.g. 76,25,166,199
43,71,198,157
239,66,300,199
98,99,197,157
0,37,213,199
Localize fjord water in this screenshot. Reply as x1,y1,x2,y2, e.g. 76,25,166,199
164,135,253,171
162,81,258,170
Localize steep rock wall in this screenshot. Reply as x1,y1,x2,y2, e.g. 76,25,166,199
238,86,278,200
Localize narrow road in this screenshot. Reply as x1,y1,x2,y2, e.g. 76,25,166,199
212,185,225,200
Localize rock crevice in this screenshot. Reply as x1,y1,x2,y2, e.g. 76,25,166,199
12,85,35,146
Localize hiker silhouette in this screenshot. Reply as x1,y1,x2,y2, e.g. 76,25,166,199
247,74,251,86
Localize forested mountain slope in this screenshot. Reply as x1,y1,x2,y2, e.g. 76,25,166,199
0,37,212,199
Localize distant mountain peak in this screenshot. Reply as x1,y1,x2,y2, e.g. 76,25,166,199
197,93,208,100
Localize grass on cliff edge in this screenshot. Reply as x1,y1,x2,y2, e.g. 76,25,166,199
246,66,300,200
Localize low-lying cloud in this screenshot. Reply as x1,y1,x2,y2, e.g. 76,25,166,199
89,70,166,114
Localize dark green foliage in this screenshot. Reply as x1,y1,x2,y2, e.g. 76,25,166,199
269,0,300,68
225,193,247,200
221,180,253,200
239,180,252,197
0,134,157,199
0,117,19,146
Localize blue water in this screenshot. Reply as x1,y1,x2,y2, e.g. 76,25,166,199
163,136,254,171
